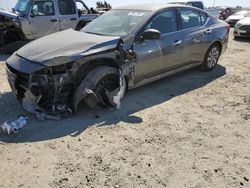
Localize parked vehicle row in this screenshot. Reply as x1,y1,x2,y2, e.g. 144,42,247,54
225,10,250,27
218,9,250,39
219,7,237,20
5,4,229,118
0,0,99,46
234,17,250,38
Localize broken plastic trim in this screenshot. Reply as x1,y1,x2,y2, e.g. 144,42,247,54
106,70,126,109
1,116,28,135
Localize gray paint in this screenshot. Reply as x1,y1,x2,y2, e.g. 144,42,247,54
16,29,120,63
6,4,229,118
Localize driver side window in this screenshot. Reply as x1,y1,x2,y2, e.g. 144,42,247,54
145,9,177,34
31,1,55,16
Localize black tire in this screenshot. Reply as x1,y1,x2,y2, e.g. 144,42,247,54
201,43,221,71
74,66,122,110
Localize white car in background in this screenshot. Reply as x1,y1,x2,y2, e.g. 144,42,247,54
234,17,250,38
226,10,250,27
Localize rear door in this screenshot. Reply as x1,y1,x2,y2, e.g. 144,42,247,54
29,0,60,38
178,8,212,64
57,0,79,30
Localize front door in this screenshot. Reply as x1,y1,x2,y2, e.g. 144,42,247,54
133,9,184,84
57,0,79,30
29,0,60,38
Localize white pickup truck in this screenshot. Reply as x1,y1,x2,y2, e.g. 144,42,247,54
0,0,99,45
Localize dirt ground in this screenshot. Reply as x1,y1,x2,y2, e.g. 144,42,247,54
0,30,249,188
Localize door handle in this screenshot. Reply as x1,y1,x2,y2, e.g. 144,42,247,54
206,29,213,34
70,18,77,20
50,19,58,22
173,40,182,46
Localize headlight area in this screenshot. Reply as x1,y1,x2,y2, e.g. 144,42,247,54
7,61,75,119
29,63,75,117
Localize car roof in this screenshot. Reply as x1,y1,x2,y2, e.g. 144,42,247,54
113,3,189,11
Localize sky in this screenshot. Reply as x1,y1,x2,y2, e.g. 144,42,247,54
0,0,250,11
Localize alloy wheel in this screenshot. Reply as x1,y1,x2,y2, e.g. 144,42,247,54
207,46,220,69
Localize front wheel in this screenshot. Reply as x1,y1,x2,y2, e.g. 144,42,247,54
73,66,126,111
201,44,221,71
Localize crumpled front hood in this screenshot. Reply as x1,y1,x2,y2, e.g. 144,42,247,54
0,9,17,19
16,29,121,65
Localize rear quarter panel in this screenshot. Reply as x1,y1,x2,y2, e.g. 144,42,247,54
207,18,229,55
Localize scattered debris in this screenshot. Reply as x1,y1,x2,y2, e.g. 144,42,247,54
0,116,28,135
244,177,249,182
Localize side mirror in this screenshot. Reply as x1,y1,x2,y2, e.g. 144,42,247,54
141,29,161,40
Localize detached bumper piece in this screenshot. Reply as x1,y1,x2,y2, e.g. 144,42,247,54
1,116,28,135
6,64,74,120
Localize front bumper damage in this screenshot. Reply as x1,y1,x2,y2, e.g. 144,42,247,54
6,56,75,120
6,54,133,120
5,33,135,120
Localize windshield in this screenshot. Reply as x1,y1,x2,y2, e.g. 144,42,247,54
14,0,31,14
82,10,151,37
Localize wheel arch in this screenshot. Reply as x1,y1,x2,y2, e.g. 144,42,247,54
74,57,120,84
210,40,223,54
72,64,121,111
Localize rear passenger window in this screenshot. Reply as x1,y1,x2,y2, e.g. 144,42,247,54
200,12,208,25
179,9,206,29
145,9,177,34
58,0,76,15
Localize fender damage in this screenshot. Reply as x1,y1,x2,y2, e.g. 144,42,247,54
6,30,135,119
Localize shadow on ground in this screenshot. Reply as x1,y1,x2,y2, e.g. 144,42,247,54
0,65,226,143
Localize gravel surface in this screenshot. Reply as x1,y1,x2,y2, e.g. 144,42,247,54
0,30,249,188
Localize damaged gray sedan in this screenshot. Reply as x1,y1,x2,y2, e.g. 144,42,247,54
6,4,229,119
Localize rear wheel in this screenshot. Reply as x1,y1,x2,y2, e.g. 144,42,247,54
201,43,221,71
